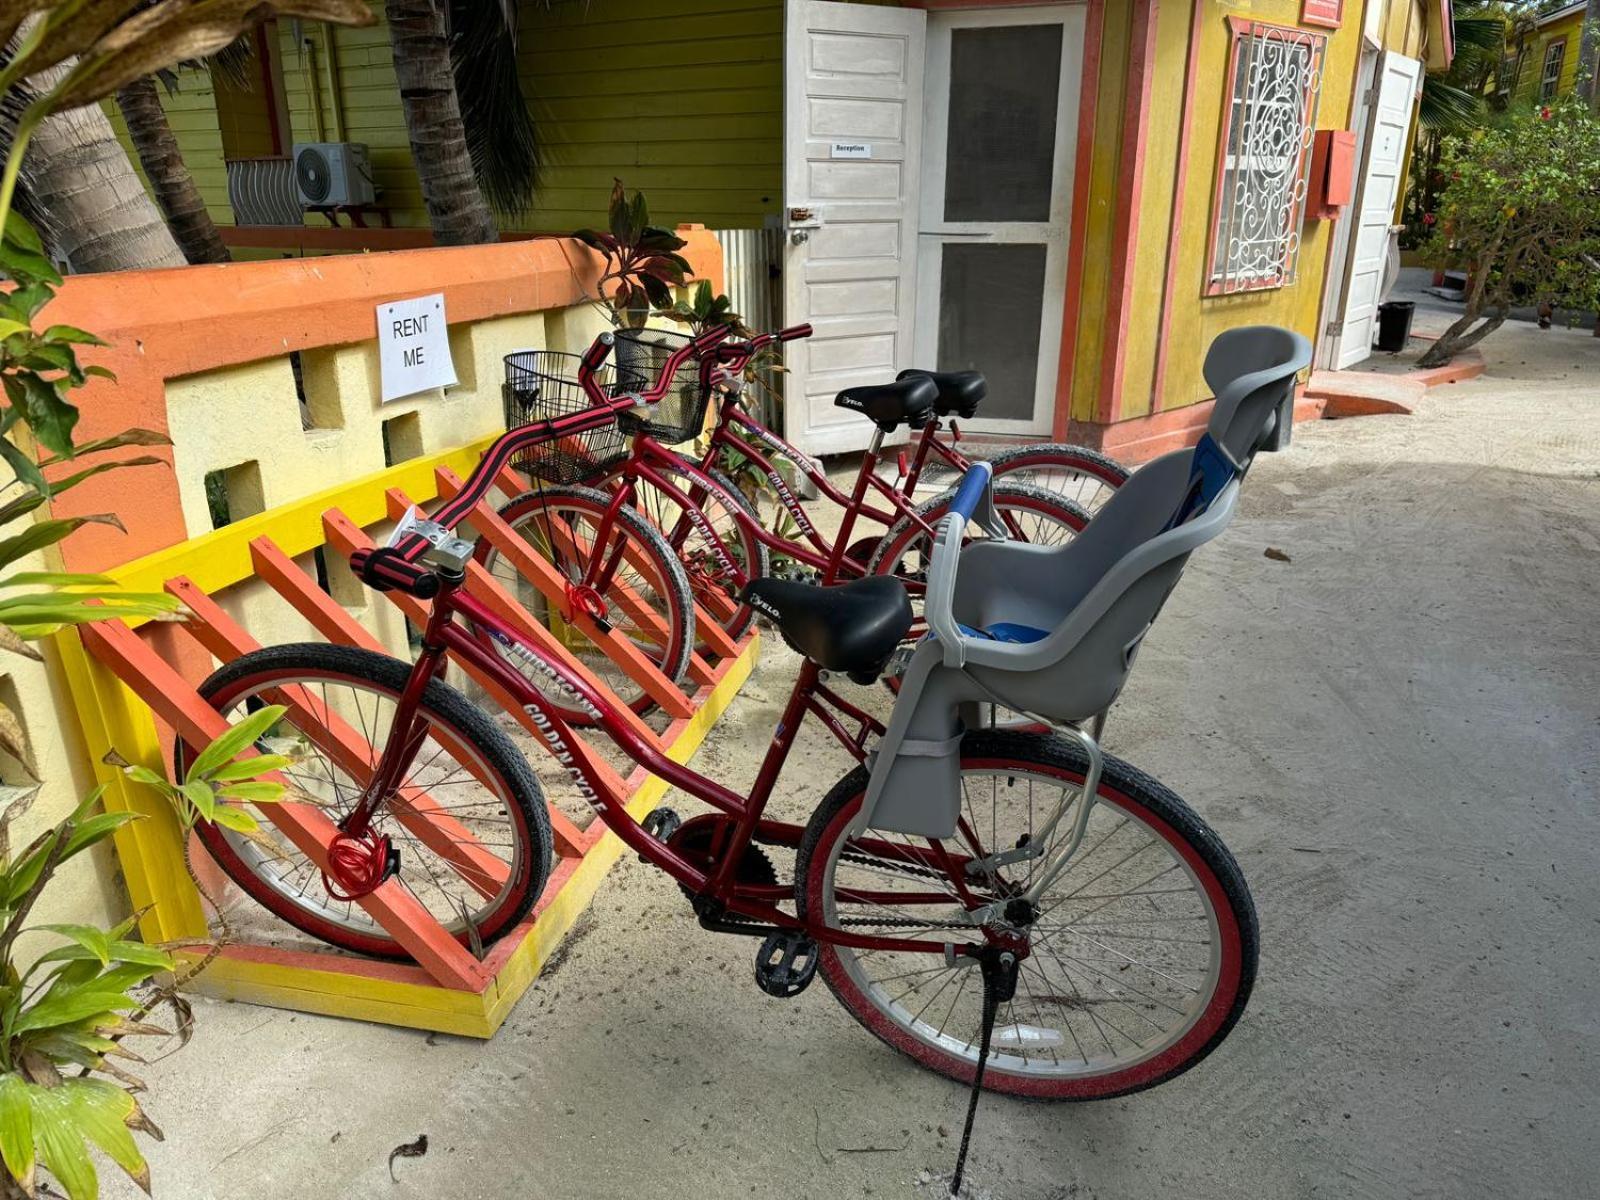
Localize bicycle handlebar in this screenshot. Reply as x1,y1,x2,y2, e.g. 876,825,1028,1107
923,463,1002,670
354,322,738,596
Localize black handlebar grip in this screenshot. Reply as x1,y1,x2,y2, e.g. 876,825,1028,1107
349,546,442,600
778,323,813,342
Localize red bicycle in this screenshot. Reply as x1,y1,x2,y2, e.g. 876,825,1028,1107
492,326,1096,661
179,327,1256,1103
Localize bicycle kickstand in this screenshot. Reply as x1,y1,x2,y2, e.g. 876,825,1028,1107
948,946,1020,1197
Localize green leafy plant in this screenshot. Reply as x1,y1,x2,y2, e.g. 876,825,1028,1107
0,703,289,1200
572,180,694,327
0,786,168,1200
663,279,741,336
1418,98,1600,365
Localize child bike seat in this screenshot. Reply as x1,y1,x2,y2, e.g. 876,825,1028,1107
859,326,1312,838
742,576,912,683
897,368,985,419
834,375,938,432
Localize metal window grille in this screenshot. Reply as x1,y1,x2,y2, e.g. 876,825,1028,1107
1207,22,1326,296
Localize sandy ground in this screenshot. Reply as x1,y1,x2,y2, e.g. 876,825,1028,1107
105,318,1599,1200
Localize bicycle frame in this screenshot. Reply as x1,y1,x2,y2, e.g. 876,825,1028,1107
705,394,981,542
340,574,993,958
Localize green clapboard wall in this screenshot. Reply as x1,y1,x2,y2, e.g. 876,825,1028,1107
110,0,785,236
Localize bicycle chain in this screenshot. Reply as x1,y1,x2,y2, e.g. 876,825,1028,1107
836,848,988,931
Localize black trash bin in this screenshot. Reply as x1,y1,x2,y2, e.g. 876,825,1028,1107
1374,300,1415,352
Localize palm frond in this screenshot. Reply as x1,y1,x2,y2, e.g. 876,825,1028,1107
1453,11,1510,54
449,0,540,218
1420,75,1488,129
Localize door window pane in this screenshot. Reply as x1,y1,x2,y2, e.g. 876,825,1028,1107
943,26,1062,223
936,243,1047,422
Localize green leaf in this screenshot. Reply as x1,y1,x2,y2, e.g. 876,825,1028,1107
2,283,54,321
4,215,43,256
204,754,288,783
59,1080,148,1192
179,781,216,823
207,805,259,834
28,940,170,972
215,781,283,803
0,319,30,341
0,242,62,288
2,372,78,457
32,926,110,966
608,179,632,242
61,812,139,861
186,704,286,782
3,829,61,907
36,428,166,468
0,436,46,497
0,572,115,588
120,765,168,790
0,518,111,571
31,1083,100,1200
0,1074,35,1191
39,326,105,348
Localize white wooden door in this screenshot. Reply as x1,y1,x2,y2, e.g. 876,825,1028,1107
915,6,1081,434
1333,51,1422,370
783,0,925,455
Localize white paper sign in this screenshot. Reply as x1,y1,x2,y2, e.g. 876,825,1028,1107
378,293,456,403
830,142,872,159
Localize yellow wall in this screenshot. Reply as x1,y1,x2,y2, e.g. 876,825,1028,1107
1512,8,1585,102
517,0,783,230
1086,0,1432,421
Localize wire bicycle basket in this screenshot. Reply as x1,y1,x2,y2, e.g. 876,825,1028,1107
609,327,716,446
502,350,629,485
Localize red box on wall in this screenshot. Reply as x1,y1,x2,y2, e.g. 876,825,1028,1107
1306,129,1356,220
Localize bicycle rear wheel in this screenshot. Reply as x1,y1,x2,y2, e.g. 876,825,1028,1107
866,481,1088,622
987,443,1129,517
477,485,694,723
796,731,1256,1099
595,461,769,649
176,644,552,960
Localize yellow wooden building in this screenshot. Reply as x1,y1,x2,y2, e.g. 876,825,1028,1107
1504,1,1587,103
111,0,1455,459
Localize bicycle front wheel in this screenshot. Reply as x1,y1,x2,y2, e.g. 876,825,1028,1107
176,644,552,960
796,731,1257,1100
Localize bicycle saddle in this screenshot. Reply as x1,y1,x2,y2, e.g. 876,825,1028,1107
742,575,913,683
833,375,937,433
897,369,985,419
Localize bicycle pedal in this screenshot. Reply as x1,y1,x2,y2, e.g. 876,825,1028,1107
753,931,818,999
639,807,682,860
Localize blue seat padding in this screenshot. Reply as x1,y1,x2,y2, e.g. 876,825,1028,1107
957,621,1049,645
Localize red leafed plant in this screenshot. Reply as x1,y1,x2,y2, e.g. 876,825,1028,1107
572,180,694,328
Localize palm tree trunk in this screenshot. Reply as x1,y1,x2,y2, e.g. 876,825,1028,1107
115,75,230,265
385,0,498,246
1574,0,1600,107
22,64,185,273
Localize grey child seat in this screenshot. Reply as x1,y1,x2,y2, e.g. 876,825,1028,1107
861,325,1313,838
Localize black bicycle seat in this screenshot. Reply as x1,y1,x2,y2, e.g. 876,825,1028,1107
897,369,985,419
742,575,912,682
833,375,938,433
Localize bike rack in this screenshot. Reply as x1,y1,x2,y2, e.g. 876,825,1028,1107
57,435,757,1036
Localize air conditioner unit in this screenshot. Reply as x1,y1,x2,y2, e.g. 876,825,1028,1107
292,142,375,208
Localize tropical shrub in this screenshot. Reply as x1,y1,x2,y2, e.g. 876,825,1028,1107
1418,99,1600,366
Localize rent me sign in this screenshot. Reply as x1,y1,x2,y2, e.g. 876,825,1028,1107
377,293,457,403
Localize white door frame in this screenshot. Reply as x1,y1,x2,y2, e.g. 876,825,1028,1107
914,5,1082,436
781,0,926,457
1316,47,1380,371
